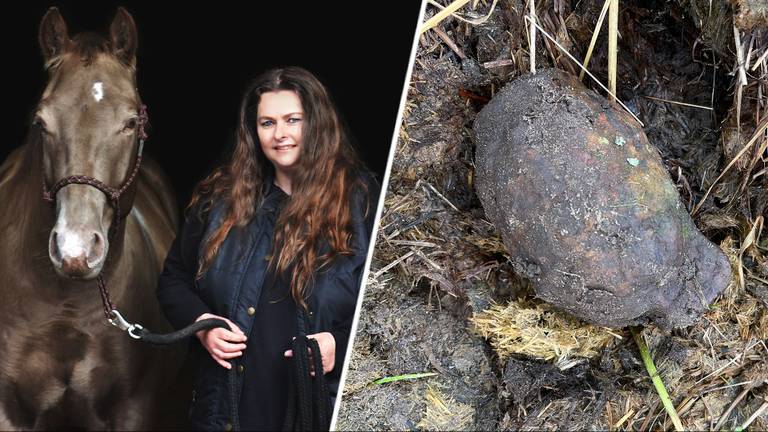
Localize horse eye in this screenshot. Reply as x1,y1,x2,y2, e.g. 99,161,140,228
33,116,48,132
123,118,138,131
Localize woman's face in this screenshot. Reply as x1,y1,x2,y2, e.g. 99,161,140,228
256,90,304,177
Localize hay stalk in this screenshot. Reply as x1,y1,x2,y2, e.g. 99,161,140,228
421,0,471,35
607,0,618,101
529,0,536,74
691,116,768,216
580,0,611,81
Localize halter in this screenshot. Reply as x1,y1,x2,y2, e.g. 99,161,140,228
40,104,230,344
41,103,148,323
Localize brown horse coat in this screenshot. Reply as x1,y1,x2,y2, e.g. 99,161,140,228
0,8,181,429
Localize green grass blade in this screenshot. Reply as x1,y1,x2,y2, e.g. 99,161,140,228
373,372,438,385
631,327,684,431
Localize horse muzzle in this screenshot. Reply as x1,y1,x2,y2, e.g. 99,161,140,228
48,188,110,279
49,227,108,279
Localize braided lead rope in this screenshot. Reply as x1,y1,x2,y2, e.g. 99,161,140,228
282,336,332,431
97,274,116,320
290,336,313,431
309,337,331,429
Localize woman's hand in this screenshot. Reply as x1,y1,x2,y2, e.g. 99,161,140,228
195,313,247,369
284,332,335,375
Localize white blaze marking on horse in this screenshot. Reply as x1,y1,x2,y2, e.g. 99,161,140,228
60,231,86,257
91,82,104,102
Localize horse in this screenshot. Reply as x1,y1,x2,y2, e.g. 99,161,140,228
0,7,184,429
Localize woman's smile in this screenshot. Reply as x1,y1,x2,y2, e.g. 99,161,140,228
274,143,297,151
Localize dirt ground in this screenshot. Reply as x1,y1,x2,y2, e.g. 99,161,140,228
337,0,767,430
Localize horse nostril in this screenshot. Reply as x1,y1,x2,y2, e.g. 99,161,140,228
49,230,63,263
87,231,106,267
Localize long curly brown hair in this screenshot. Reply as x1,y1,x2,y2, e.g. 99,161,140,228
189,67,367,308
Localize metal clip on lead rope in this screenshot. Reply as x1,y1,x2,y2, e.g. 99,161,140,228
108,309,144,340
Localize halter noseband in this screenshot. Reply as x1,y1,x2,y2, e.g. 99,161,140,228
41,104,149,239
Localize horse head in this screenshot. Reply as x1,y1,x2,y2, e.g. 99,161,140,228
36,7,144,279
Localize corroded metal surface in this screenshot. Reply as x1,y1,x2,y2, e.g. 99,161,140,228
475,68,730,329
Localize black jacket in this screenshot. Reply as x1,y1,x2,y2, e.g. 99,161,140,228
156,174,378,430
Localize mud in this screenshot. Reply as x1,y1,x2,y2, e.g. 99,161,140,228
336,278,499,430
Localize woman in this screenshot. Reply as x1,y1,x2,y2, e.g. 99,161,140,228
156,67,378,431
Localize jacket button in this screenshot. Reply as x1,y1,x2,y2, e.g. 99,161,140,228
238,364,244,374
247,307,256,316
224,422,233,431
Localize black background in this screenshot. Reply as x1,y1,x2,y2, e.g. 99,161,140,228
3,1,421,209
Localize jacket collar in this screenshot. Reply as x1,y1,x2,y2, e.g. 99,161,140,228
260,180,289,214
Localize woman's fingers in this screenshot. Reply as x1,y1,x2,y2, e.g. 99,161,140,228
285,333,336,375
214,339,247,353
193,313,248,369
213,357,232,369
222,317,245,335
212,348,243,359
212,328,247,343
307,332,335,374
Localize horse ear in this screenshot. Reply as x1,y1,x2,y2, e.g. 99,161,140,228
109,7,138,66
39,7,69,64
